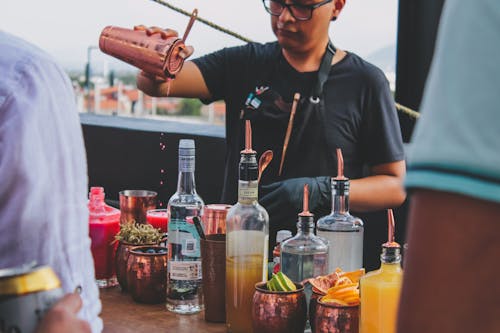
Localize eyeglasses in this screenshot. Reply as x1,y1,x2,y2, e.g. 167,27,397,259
262,0,333,21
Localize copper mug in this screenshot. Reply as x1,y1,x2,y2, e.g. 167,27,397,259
313,297,359,333
127,245,168,304
119,190,157,225
252,282,307,333
202,204,231,235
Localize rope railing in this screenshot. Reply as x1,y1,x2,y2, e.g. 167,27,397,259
149,0,420,120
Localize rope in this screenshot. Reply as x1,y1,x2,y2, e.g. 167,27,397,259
149,0,420,120
395,103,420,119
149,0,254,43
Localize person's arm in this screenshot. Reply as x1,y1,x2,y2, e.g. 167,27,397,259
397,189,500,333
350,159,406,212
136,61,211,99
36,293,91,333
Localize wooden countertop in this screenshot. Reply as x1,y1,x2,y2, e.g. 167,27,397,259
100,287,226,332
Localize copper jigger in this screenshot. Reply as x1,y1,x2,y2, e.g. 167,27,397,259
252,282,307,333
127,245,168,304
202,204,231,235
313,297,359,333
119,190,157,225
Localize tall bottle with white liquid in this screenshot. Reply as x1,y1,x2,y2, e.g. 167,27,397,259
166,139,205,314
316,148,364,272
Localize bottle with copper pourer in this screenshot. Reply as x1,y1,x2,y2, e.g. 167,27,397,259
99,9,198,79
316,148,364,272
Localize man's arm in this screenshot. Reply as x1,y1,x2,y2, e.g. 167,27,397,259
350,160,406,212
397,190,500,333
136,61,211,99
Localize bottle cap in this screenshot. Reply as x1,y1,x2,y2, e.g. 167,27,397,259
276,230,292,243
179,139,195,156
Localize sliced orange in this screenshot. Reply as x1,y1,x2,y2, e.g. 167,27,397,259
339,268,365,283
321,297,349,306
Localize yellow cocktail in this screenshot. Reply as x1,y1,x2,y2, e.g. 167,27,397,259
359,261,402,333
226,254,265,333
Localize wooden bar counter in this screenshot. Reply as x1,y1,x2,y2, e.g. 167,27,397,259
100,287,226,332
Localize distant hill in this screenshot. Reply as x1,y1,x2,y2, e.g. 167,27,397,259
366,44,396,73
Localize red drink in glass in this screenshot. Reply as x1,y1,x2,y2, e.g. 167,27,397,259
146,209,169,233
88,187,120,288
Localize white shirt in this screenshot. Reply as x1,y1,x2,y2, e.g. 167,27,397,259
0,31,102,332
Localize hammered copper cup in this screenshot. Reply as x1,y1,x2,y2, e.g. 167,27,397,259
127,246,168,304
252,282,307,333
115,241,157,291
200,234,226,323
309,287,325,333
202,204,231,235
119,190,157,225
313,297,359,333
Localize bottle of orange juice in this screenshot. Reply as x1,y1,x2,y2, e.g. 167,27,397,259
359,209,402,333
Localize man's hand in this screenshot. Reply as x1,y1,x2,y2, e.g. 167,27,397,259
133,25,194,59
36,293,91,333
260,177,331,226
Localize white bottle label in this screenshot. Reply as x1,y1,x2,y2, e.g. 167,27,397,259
169,261,202,280
238,180,258,204
179,155,195,172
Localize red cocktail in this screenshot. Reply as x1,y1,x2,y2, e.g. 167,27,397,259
146,209,169,233
88,187,120,288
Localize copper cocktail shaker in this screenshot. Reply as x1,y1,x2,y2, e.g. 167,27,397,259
99,9,197,79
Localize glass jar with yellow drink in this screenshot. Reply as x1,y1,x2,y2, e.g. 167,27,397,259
359,209,403,333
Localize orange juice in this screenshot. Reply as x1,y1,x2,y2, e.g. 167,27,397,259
359,261,402,333
226,254,265,333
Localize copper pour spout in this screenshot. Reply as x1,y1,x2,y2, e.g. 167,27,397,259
335,148,347,180
241,120,256,154
182,9,198,43
279,92,300,176
384,209,399,247
299,184,313,217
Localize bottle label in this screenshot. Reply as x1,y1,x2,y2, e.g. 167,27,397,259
179,155,195,172
238,180,258,204
169,261,202,280
168,217,201,258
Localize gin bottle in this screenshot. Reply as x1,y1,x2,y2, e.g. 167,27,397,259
281,184,328,283
317,149,363,272
226,121,269,333
166,139,205,314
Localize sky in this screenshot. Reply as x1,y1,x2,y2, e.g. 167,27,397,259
1,0,398,72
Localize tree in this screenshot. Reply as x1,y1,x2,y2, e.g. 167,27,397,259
178,98,202,116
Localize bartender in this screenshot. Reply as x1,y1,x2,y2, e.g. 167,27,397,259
137,0,406,254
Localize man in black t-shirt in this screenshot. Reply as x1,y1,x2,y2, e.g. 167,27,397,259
137,0,406,254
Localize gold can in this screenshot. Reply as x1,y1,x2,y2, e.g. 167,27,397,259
0,264,63,333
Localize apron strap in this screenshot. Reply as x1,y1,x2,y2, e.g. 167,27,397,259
310,41,336,104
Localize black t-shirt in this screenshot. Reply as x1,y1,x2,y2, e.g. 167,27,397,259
193,41,404,204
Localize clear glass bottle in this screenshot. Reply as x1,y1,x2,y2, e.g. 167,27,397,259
281,184,328,283
360,210,403,333
226,121,269,333
272,230,292,274
316,149,363,272
166,139,205,314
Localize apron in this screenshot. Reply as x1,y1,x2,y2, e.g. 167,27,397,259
239,41,338,186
